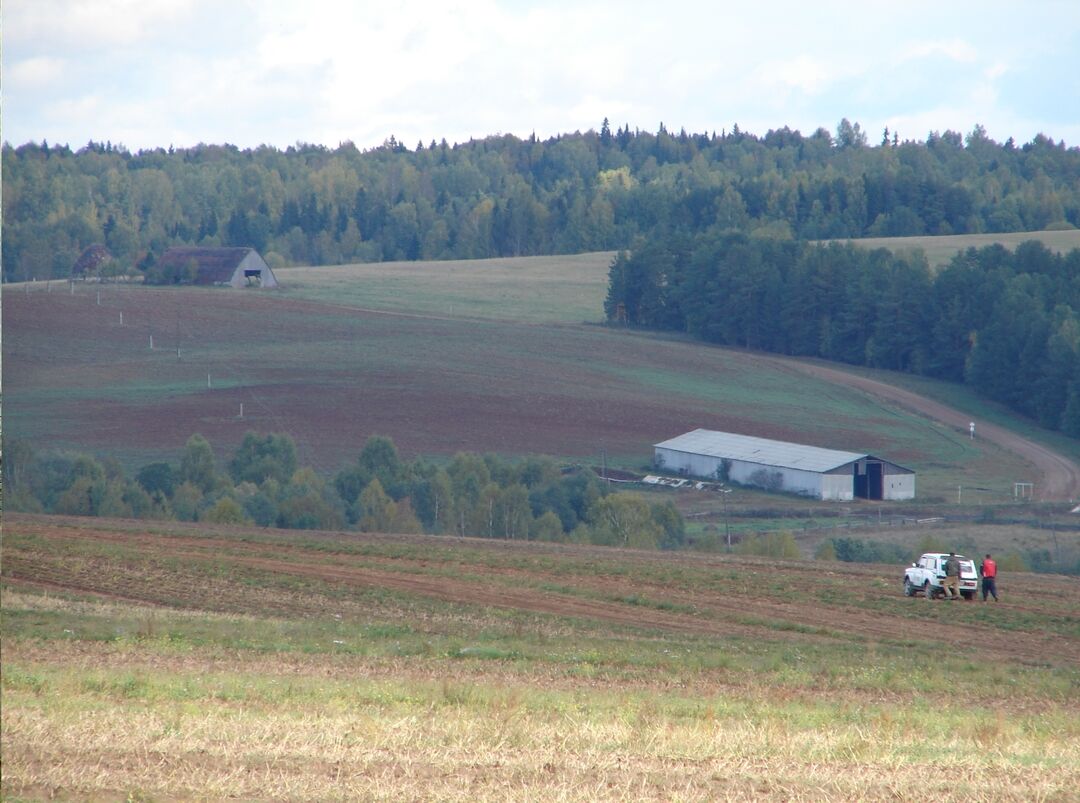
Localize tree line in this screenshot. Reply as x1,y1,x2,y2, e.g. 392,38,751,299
2,432,684,550
3,120,1078,282
605,235,1080,436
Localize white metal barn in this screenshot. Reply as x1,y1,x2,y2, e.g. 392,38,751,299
653,429,915,501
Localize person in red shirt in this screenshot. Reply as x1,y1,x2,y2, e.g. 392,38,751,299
980,553,999,602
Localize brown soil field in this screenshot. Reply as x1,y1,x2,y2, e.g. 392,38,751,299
6,284,1072,502
6,514,1078,669
0,286,959,466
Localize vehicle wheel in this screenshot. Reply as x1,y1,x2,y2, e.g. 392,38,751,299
904,578,915,597
923,581,934,599
961,590,974,600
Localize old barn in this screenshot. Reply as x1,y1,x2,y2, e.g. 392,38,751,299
654,429,915,501
71,244,114,277
155,247,278,288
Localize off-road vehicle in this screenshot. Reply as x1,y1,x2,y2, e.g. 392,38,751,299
904,552,979,599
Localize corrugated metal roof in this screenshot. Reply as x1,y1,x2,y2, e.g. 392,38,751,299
654,429,867,473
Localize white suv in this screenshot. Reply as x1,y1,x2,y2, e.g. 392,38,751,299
904,552,979,600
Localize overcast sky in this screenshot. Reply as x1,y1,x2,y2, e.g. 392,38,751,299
4,0,1079,152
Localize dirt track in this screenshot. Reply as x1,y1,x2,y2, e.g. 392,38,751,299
764,357,1080,501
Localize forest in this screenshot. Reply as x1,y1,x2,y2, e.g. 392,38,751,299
3,120,1080,282
2,433,685,551
604,236,1080,437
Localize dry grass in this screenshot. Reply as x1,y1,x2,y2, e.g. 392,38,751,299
5,640,1077,802
4,516,1079,801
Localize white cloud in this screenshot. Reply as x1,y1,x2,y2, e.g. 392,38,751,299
758,57,836,95
897,38,979,65
5,0,208,49
2,0,1076,150
6,56,67,89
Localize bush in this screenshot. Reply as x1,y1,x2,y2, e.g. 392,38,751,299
736,531,800,558
814,540,837,561
830,537,911,564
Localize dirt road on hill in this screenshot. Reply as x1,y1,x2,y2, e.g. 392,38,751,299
768,358,1080,502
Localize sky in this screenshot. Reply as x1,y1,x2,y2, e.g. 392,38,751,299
4,0,1080,152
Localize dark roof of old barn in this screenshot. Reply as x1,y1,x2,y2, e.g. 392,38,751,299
72,244,113,275
157,247,256,285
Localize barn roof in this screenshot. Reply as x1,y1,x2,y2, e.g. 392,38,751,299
654,429,873,473
157,247,257,285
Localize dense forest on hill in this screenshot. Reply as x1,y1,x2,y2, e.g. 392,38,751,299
3,120,1079,281
605,235,1080,436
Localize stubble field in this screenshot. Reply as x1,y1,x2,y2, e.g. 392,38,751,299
3,513,1078,801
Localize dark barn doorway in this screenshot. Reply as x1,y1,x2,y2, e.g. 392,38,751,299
853,461,884,500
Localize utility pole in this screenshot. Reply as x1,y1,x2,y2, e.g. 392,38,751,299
721,487,732,550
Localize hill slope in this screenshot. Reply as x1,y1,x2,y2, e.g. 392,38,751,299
3,283,1050,498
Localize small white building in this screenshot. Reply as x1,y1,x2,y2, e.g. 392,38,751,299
653,429,915,501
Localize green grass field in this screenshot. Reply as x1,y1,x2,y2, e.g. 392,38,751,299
838,228,1080,270
276,251,616,323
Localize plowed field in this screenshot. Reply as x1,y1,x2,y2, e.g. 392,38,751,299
4,514,1079,801
5,514,1078,667
1,283,1057,499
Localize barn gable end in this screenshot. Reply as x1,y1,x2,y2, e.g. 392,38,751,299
155,247,278,288
653,428,915,501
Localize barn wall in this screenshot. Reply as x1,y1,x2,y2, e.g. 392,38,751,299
728,460,824,497
655,448,722,480
820,473,854,501
654,448,829,498
883,472,915,500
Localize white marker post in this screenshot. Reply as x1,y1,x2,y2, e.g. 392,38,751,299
969,421,975,440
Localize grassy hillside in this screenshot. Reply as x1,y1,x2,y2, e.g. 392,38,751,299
839,229,1080,270
277,251,616,324
3,514,1077,801
2,284,1035,498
